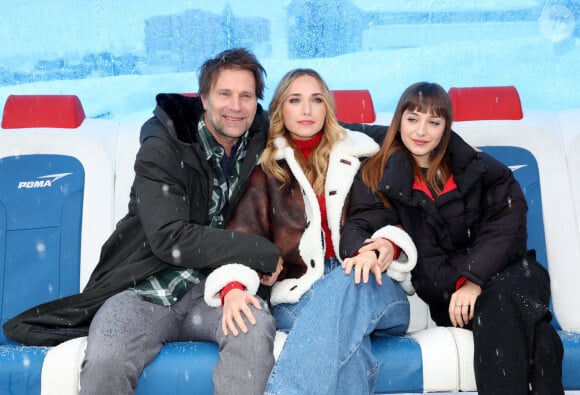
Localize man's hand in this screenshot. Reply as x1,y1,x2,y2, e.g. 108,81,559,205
448,280,482,327
221,289,263,336
259,257,283,286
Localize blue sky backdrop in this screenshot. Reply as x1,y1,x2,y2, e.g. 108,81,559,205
1,0,578,119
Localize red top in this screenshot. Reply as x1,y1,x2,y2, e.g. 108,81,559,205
294,133,336,259
412,173,458,201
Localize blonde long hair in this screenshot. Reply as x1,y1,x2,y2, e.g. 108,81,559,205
261,68,346,195
361,82,453,204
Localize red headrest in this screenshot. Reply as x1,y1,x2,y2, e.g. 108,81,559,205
331,90,376,123
448,86,523,121
1,94,86,129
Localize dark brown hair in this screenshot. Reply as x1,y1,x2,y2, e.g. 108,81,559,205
361,82,453,203
198,48,266,99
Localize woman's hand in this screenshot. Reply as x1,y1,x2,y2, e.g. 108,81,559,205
358,237,397,273
259,257,283,286
342,250,380,284
342,238,398,285
448,280,482,327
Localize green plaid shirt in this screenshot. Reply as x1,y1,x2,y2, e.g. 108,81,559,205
198,118,249,228
131,116,249,306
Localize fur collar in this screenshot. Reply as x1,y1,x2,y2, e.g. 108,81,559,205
269,130,380,304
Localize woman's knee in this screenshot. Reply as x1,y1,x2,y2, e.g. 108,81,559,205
476,282,516,312
324,268,407,302
534,320,563,362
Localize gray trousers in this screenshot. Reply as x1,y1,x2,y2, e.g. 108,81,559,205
79,282,276,395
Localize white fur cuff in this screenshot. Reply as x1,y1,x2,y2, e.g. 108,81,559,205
204,264,260,307
372,225,418,295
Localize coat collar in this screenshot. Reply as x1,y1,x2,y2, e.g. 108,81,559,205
148,93,267,146
272,129,379,263
272,129,379,162
141,94,268,173
380,131,487,204
268,129,379,305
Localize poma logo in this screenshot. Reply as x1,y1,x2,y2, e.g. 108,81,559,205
17,173,73,189
509,164,528,172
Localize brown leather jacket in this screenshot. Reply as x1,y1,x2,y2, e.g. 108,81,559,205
220,130,380,305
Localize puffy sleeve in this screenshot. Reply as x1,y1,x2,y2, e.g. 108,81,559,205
458,153,528,286
340,173,400,258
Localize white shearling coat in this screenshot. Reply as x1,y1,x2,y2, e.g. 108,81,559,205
205,130,416,307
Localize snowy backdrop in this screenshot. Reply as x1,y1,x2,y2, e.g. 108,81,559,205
1,0,579,121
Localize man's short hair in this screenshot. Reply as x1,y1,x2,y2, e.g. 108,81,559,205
198,48,267,100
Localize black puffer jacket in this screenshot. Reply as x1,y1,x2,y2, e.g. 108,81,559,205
3,94,280,346
342,132,528,307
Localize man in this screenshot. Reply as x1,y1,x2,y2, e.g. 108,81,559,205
4,48,282,395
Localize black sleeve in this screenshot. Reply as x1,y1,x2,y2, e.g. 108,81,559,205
458,153,528,285
340,173,400,259
339,122,388,145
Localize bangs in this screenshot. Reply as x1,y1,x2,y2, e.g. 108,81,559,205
402,83,452,120
406,103,449,119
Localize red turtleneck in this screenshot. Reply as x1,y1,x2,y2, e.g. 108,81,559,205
293,132,322,158
294,133,336,259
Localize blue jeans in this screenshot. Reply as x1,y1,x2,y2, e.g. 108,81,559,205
266,258,410,395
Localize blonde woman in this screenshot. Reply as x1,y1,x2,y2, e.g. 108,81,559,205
207,69,417,394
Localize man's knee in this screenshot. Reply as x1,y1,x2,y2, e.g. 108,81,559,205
80,352,141,395
225,303,276,349
248,304,276,340
218,303,276,386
